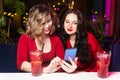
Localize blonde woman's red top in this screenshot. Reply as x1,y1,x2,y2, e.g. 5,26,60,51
17,34,65,70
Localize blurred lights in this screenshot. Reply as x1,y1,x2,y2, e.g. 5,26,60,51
51,0,68,11
53,7,60,11
3,0,69,23
25,18,28,21
95,11,98,14
3,11,29,24
104,15,106,18
56,8,60,11
53,5,55,8
4,12,7,15
3,12,19,17
8,13,11,16
11,14,14,17
54,8,56,10
23,21,26,23
14,13,17,15
23,17,26,19
72,1,74,6
92,19,95,22
62,0,65,2
58,3,60,5
68,0,74,9
26,13,28,15
23,13,29,23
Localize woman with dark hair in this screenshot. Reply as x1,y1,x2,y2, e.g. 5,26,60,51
58,9,103,73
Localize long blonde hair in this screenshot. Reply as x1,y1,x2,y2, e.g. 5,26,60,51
26,4,57,39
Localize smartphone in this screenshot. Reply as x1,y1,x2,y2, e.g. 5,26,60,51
64,48,77,63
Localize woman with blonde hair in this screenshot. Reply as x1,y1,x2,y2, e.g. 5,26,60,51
17,4,64,73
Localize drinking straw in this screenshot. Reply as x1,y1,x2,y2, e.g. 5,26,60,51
101,51,111,77
41,43,44,52
34,43,44,76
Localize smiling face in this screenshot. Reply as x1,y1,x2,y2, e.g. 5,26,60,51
41,14,52,35
64,13,78,36
26,4,57,39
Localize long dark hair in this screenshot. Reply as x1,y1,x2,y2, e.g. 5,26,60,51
59,9,92,66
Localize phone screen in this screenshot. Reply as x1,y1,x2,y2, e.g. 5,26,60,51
64,48,77,63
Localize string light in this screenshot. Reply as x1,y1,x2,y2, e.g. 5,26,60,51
68,0,74,9
11,14,14,17
25,13,28,15
58,2,60,5
53,5,55,8
95,11,98,14
53,8,56,10
4,12,7,15
8,13,11,16
56,7,60,11
62,0,65,2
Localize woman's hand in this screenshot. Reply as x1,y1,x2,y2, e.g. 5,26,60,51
61,57,78,73
43,56,62,73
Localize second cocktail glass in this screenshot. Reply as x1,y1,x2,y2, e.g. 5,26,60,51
97,51,111,78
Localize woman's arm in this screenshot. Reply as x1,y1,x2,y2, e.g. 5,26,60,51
20,57,62,73
21,61,31,72
17,34,30,71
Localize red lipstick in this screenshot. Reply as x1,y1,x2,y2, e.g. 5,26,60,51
67,28,72,31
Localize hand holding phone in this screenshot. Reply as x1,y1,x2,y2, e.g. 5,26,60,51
64,48,77,63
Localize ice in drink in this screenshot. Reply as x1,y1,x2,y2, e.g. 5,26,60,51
97,52,111,78
30,50,43,76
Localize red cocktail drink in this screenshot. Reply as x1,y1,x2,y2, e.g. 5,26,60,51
30,50,43,76
97,52,111,78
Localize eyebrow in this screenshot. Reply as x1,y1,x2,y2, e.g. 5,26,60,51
65,19,77,22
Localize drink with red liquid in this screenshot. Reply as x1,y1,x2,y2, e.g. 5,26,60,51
30,50,43,76
97,51,111,78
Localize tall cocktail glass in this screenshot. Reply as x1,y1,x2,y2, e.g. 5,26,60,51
30,50,43,76
97,51,111,78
